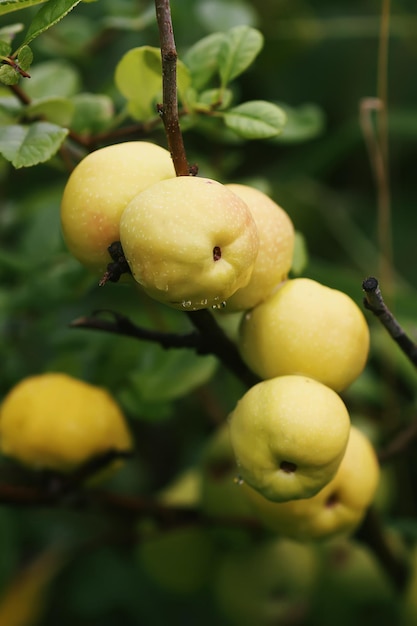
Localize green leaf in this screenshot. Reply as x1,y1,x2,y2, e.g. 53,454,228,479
196,0,258,32
0,64,19,85
273,103,325,144
290,231,309,276
0,94,22,122
218,25,263,87
16,44,32,71
20,0,82,47
0,121,68,167
197,87,233,111
123,348,218,419
0,0,47,16
223,100,286,139
183,32,226,91
24,60,80,99
69,92,114,134
0,40,11,56
115,46,161,121
115,46,190,121
26,96,74,125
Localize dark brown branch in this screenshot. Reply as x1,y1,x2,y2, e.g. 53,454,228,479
186,310,260,388
0,479,261,534
70,309,201,350
154,0,189,175
362,276,417,367
10,82,31,105
70,309,260,389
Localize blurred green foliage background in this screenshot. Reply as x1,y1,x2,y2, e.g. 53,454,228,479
1,1,417,624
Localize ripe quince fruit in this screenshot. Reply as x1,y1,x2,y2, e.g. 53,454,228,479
228,375,350,502
242,425,380,541
239,277,370,392
60,141,176,275
0,373,133,473
220,184,294,312
119,176,259,310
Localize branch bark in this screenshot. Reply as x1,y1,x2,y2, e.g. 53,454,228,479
154,0,190,176
362,276,417,367
70,309,260,389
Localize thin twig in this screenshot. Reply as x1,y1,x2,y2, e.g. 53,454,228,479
70,309,260,389
70,309,201,350
362,276,417,367
186,310,260,388
154,0,189,175
0,479,261,534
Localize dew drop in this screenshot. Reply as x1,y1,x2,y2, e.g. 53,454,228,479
182,301,192,309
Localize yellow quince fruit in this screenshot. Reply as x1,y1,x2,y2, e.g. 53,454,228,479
60,141,176,275
0,373,133,474
228,375,350,502
242,425,380,541
220,184,295,312
239,277,370,392
119,176,259,310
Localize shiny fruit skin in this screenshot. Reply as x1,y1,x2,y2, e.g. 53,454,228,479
242,425,380,541
0,373,133,473
60,141,176,274
119,176,259,310
239,277,370,392
222,184,294,312
228,375,350,502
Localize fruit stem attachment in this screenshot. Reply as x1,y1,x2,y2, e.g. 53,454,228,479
154,0,190,176
362,276,417,367
99,241,131,286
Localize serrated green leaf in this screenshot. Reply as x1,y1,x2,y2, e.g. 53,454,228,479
0,121,68,167
21,0,82,47
0,64,19,85
26,96,74,125
0,41,11,56
17,44,32,71
0,0,47,17
115,46,190,121
223,100,286,139
218,25,263,87
183,32,226,91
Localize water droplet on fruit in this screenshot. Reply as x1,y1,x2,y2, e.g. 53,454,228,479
182,301,192,308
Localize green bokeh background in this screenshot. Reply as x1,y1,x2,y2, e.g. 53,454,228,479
1,1,417,624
